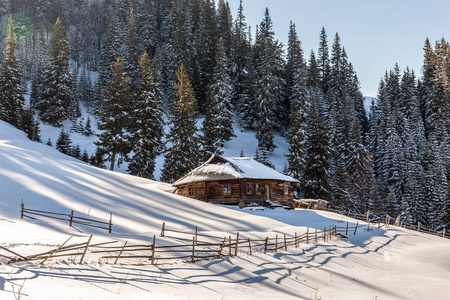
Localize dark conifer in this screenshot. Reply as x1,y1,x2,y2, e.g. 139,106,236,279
96,57,132,171
161,64,201,183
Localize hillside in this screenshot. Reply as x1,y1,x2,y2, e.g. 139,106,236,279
1,120,450,300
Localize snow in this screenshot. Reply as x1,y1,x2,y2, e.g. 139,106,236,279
1,119,450,299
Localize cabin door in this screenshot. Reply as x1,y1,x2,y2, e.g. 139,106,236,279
265,184,270,200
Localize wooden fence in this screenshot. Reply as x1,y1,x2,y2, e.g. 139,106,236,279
317,207,450,240
20,200,113,233
2,220,367,266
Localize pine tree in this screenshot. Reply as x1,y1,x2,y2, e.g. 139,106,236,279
56,128,72,155
161,64,201,183
192,0,217,112
421,137,448,229
96,56,132,171
317,27,331,94
302,99,331,200
81,149,90,163
21,108,37,141
286,22,308,181
202,85,223,158
90,145,106,169
98,11,121,94
71,143,82,159
84,116,94,136
39,17,73,127
0,16,25,128
124,8,141,91
136,0,157,56
128,51,164,179
208,38,234,141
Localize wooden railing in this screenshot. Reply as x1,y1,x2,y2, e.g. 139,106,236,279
316,206,450,240
20,200,113,233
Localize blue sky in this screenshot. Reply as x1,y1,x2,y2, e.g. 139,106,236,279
227,0,450,97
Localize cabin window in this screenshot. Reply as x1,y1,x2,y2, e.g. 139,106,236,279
188,186,196,196
255,183,261,194
246,182,253,194
224,183,231,194
284,183,289,195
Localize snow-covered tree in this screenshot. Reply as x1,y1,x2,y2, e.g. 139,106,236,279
128,51,164,179
39,17,73,127
96,56,132,171
0,16,25,128
161,64,201,183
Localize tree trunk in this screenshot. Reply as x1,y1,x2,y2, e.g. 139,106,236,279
110,150,116,171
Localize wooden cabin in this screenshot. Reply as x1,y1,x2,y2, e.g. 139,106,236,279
173,155,299,207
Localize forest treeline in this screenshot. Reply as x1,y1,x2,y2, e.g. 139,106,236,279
0,0,448,230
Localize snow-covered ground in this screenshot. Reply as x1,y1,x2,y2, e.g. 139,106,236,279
1,120,450,299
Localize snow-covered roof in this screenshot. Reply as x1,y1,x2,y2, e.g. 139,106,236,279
173,155,298,186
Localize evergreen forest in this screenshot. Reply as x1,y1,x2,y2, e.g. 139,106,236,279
0,0,449,231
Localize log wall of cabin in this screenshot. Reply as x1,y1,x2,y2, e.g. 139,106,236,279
176,179,295,206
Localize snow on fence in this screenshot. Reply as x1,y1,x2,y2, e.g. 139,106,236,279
2,221,366,266
20,199,113,233
317,207,450,239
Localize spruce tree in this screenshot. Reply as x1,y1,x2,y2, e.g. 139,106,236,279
128,51,164,179
96,57,132,171
286,22,308,181
39,17,73,127
318,27,331,95
0,16,25,128
124,8,141,91
56,129,72,155
161,64,201,183
209,38,234,141
302,99,331,200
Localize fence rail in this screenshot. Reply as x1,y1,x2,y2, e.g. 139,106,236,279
3,219,366,266
316,206,450,240
20,199,113,233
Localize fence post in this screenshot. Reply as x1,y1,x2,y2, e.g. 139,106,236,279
151,235,156,265
323,227,326,242
69,210,74,227
345,222,348,236
329,225,332,240
367,220,370,231
417,222,420,232
354,222,359,235
235,232,239,256
306,227,309,244
295,232,298,248
443,229,446,238
366,210,370,223
264,237,268,254
284,234,287,251
315,228,317,243
160,222,165,237
248,238,252,255
229,236,232,256
108,213,112,233
275,235,278,252
114,241,127,264
191,236,195,263
195,226,198,245
79,234,93,264
219,238,225,258
20,199,24,219
334,225,337,237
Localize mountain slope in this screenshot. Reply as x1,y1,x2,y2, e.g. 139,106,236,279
1,120,450,300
